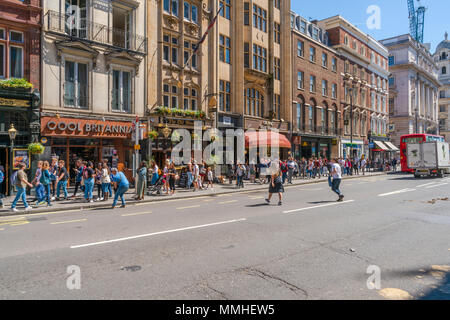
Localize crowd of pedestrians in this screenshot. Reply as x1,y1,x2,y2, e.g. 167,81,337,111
4,154,399,211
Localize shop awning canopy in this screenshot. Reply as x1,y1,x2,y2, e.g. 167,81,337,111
373,141,389,151
385,141,400,151
245,131,292,148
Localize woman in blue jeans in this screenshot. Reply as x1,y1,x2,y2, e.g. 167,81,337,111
111,168,129,208
83,162,95,203
40,161,52,207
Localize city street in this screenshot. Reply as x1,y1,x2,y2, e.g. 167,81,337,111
0,174,449,300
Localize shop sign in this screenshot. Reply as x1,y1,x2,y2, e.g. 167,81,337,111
293,136,301,145
0,98,30,108
13,149,30,170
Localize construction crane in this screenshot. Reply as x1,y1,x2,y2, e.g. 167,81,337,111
407,0,426,43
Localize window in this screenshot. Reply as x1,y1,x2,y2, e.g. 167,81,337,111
112,70,132,113
65,0,87,39
184,2,190,20
440,90,446,99
10,31,23,43
253,5,267,32
219,80,231,112
361,89,366,108
183,41,198,69
297,71,304,89
296,100,303,130
312,27,319,41
183,87,198,110
308,105,314,131
163,84,179,108
300,20,306,34
344,35,349,46
244,2,250,25
273,94,281,120
164,0,179,16
388,77,395,86
322,53,328,68
388,55,394,66
64,61,88,109
253,44,267,72
219,35,231,64
344,61,349,73
310,46,316,62
371,92,375,108
332,83,337,99
310,75,316,92
322,80,328,96
360,45,365,56
244,42,250,67
331,57,337,72
274,57,280,80
440,105,446,113
191,5,198,23
9,46,23,78
163,34,179,64
297,41,304,57
274,0,280,9
352,40,357,50
442,67,447,75
244,88,264,117
274,23,281,44
0,42,4,78
219,0,231,20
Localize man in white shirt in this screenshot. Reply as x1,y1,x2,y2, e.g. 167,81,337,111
330,158,344,202
192,161,199,192
360,157,367,176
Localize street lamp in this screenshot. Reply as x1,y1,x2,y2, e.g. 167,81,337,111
8,124,17,196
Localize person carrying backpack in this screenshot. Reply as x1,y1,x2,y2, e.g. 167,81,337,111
11,163,33,212
83,161,95,203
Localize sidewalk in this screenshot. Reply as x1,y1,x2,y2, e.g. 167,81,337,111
0,171,390,217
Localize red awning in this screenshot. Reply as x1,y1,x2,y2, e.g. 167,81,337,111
245,131,292,148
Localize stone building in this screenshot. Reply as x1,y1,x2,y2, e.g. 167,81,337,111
290,12,342,159
0,0,42,194
319,16,391,160
41,0,147,181
380,34,440,147
147,0,292,164
434,32,450,142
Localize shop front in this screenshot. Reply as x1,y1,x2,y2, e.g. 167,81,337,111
292,135,333,160
341,139,364,159
41,116,146,182
0,88,40,195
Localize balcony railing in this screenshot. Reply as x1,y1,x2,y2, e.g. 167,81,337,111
45,10,146,55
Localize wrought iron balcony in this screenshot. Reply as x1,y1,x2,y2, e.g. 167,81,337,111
44,10,146,55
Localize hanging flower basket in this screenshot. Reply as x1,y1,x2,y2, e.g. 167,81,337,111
172,130,181,142
28,142,45,155
148,130,159,140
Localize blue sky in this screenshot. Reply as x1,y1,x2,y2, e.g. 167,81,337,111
291,0,450,53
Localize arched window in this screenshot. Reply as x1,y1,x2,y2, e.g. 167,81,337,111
344,110,350,135
322,101,328,133
309,98,316,132
244,88,264,117
353,112,359,135
361,114,366,135
330,103,337,134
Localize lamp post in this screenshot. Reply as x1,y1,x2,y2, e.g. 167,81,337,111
161,121,172,162
8,124,17,196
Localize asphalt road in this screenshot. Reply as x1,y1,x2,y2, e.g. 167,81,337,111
0,174,449,300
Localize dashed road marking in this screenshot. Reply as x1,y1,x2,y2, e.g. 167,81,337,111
51,219,87,225
176,205,201,210
121,212,152,217
378,188,416,197
425,183,448,189
70,218,247,249
283,200,355,214
219,200,238,204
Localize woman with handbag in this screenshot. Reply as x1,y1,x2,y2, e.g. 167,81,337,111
265,164,284,206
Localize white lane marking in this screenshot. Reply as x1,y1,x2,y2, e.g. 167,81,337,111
425,183,449,189
51,219,87,225
121,211,152,217
219,200,238,204
70,218,247,249
378,189,416,197
416,182,438,188
177,205,201,210
283,200,355,214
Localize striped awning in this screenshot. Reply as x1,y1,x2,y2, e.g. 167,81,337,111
373,141,389,151
385,141,399,151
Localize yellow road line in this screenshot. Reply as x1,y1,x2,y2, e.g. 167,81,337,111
0,209,82,221
219,200,238,204
10,221,30,227
51,219,87,225
177,205,201,210
121,212,152,217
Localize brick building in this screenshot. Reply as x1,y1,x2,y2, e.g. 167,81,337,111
319,16,391,160
291,12,342,159
0,0,42,195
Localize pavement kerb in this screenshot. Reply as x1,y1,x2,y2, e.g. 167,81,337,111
0,172,387,217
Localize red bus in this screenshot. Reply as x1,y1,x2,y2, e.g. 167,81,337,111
400,134,445,172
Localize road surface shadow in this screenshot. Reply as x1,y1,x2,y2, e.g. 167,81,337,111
307,201,335,204
246,203,270,208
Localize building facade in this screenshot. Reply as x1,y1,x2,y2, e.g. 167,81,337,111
320,16,390,160
380,34,440,147
147,0,292,164
41,0,147,181
291,12,342,159
0,0,42,194
434,32,450,142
